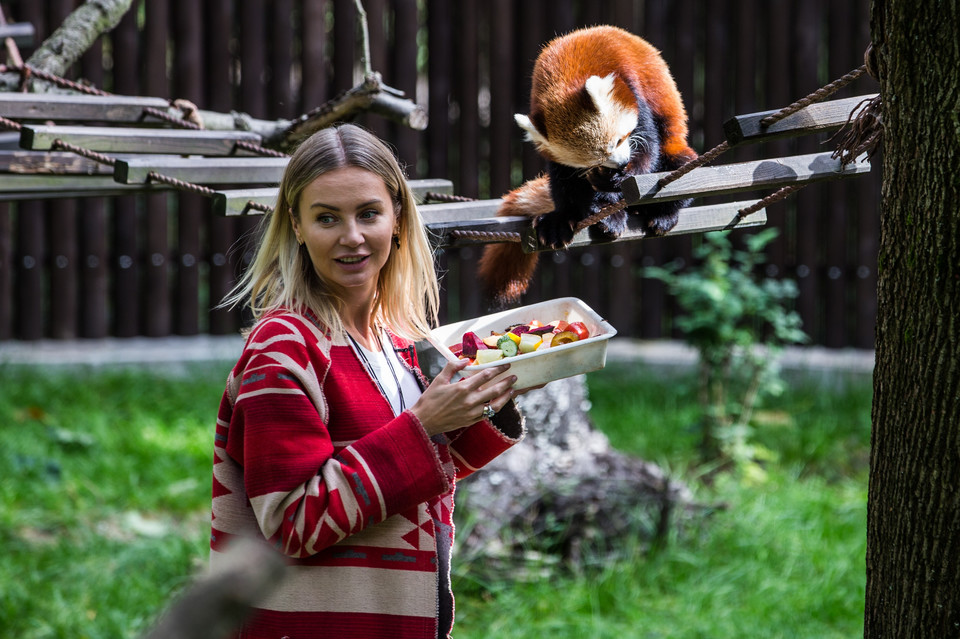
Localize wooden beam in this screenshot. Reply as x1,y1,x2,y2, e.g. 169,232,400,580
211,179,456,216
0,22,35,46
421,198,502,224
422,199,768,251
723,94,879,145
0,150,114,175
621,151,871,205
0,150,176,175
0,92,171,122
114,156,290,185
0,174,167,200
20,125,263,156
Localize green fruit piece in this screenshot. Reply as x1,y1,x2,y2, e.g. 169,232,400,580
518,332,542,354
475,348,505,364
497,335,519,357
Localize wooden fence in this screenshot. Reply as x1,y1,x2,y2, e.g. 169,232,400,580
0,0,880,348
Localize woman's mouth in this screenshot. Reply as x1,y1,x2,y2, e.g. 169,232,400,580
335,255,370,268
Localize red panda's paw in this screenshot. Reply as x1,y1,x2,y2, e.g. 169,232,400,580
637,208,680,237
594,209,629,239
533,211,577,249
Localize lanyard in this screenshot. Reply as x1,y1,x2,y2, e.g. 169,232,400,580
347,330,406,414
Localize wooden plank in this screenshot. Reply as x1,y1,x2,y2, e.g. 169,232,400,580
723,94,879,145
112,195,141,337
0,92,171,122
0,174,168,199
794,0,827,345
0,22,36,46
20,125,262,155
392,0,420,173
621,152,872,204
48,199,78,338
0,150,177,175
424,200,768,251
109,8,142,338
114,156,290,185
0,203,10,339
16,200,45,340
206,0,241,336
211,179,456,216
0,150,115,175
145,192,171,337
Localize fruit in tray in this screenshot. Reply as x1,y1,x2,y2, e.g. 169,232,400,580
449,320,591,364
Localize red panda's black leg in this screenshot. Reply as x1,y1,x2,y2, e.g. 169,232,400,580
534,162,599,249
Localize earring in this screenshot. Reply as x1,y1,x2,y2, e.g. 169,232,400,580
392,234,401,250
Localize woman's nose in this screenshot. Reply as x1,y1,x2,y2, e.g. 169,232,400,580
339,220,364,246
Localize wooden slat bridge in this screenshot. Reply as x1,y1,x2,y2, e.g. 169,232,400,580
0,88,876,252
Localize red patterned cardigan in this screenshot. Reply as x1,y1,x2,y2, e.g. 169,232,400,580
210,311,525,639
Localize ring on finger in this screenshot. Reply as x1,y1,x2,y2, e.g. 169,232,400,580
482,403,496,419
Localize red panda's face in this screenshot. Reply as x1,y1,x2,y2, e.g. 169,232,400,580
515,74,639,170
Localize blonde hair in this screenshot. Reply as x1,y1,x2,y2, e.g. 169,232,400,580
223,124,440,341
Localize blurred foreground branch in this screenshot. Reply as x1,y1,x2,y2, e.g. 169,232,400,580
141,539,286,639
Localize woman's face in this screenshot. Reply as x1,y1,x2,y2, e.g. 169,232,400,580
292,166,397,300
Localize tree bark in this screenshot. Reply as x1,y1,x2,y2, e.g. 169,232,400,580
864,1,960,637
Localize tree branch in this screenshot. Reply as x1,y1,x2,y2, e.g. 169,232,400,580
0,0,134,92
0,0,426,149
267,72,427,152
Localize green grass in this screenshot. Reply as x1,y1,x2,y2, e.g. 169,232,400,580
452,364,872,639
0,365,226,639
0,361,872,638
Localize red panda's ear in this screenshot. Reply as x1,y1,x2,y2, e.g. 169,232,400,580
515,113,549,144
585,74,617,114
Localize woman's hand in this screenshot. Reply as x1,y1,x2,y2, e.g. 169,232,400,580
410,359,517,437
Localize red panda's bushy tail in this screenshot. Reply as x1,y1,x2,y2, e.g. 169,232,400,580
477,175,554,307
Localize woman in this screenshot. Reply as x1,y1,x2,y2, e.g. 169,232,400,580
211,124,525,638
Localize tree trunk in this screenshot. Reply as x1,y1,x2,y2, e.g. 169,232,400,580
864,2,960,637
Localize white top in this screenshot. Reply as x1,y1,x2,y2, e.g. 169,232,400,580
352,333,422,416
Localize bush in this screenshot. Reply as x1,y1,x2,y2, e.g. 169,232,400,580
644,229,808,469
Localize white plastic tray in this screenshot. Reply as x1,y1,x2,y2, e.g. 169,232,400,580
426,297,617,390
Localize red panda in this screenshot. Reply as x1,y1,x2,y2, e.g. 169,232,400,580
477,25,697,306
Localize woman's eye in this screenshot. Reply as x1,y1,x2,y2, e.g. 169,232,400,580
317,214,336,224
360,209,381,221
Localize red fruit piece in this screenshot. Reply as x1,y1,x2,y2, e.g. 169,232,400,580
460,331,488,358
568,321,590,340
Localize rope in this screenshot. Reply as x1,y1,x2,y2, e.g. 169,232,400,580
657,141,731,189
423,192,477,203
50,138,116,166
146,171,216,197
724,184,808,230
234,139,289,158
759,65,868,128
0,63,111,96
0,114,22,131
142,105,203,130
243,200,275,214
448,229,522,243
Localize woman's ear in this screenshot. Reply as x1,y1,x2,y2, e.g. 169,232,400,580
289,207,303,245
